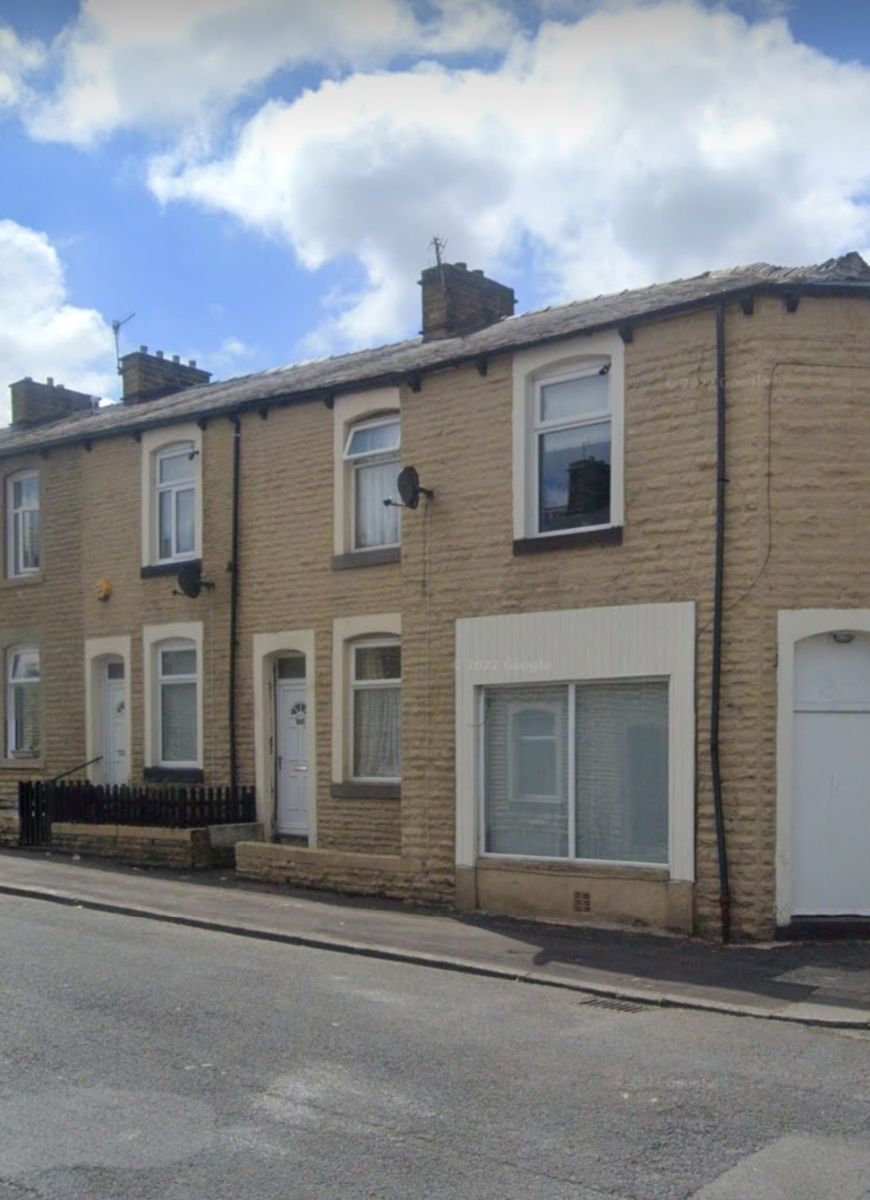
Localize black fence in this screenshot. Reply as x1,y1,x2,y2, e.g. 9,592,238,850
18,781,257,847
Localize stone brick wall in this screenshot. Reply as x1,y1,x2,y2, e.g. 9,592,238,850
51,823,213,868
2,292,868,937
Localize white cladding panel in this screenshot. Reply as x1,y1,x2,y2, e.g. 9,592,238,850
455,602,696,879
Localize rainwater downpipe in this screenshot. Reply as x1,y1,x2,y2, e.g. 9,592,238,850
711,304,732,943
228,415,241,793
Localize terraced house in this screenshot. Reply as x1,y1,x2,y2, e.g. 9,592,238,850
1,253,869,941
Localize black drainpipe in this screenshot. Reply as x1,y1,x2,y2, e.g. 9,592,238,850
711,304,732,943
228,415,241,792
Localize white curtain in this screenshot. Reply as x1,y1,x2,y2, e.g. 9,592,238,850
161,681,197,762
355,460,399,548
353,686,401,778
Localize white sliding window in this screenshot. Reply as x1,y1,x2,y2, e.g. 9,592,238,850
535,366,611,534
343,418,401,550
483,678,668,865
7,646,40,756
7,471,40,577
351,639,401,781
155,443,196,562
157,639,198,766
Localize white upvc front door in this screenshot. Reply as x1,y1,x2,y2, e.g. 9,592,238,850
792,632,870,917
276,680,309,835
101,660,129,786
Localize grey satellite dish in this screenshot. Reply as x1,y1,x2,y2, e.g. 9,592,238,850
396,465,434,510
176,561,205,599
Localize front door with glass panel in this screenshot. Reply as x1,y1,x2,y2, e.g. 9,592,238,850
275,656,308,836
101,660,128,786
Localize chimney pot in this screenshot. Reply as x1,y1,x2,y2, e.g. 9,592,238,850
471,269,484,276
419,260,516,341
9,377,95,428
188,360,196,368
140,345,147,353
119,345,212,405
46,377,54,386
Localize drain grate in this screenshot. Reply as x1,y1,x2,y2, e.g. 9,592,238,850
578,995,647,1013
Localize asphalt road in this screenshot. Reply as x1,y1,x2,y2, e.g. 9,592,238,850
0,897,868,1200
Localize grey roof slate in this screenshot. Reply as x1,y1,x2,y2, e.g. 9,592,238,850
2,251,869,458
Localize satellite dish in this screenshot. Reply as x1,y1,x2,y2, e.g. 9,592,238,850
396,465,434,510
176,561,203,599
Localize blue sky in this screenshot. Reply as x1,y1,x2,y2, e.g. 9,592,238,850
1,0,870,415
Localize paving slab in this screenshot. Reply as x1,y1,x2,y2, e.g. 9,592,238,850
1,849,868,1028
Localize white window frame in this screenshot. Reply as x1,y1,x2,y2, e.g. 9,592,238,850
6,469,40,578
154,441,197,564
155,637,199,769
513,331,624,542
140,425,203,569
506,699,563,805
6,644,40,758
350,636,402,784
143,623,204,772
332,389,402,558
482,678,669,868
533,361,612,537
343,416,401,552
455,602,696,882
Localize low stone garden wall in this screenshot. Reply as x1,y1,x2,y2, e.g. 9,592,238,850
50,821,263,869
0,812,20,847
236,841,412,898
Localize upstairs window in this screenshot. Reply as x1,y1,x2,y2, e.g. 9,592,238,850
343,418,401,550
157,639,198,767
7,470,40,577
7,646,40,757
351,638,401,781
155,443,196,562
534,365,611,534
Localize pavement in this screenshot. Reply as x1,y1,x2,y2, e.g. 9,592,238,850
1,847,868,1029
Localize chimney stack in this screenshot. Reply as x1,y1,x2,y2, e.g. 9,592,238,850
120,348,211,405
9,377,96,428
419,261,515,341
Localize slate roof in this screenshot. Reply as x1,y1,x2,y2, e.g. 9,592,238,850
2,251,869,458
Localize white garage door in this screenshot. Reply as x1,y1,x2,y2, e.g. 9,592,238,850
792,631,870,917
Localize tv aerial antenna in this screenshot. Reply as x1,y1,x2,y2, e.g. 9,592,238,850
111,312,136,376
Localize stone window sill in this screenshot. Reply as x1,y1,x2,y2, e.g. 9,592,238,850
513,526,623,555
141,558,201,580
330,782,401,800
0,755,44,771
331,547,401,571
0,572,44,589
143,766,205,784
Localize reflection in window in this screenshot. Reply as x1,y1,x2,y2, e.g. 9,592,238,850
536,369,611,533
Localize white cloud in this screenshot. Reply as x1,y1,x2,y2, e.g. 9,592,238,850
147,1,870,348
0,25,44,111
0,220,115,422
24,0,518,145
